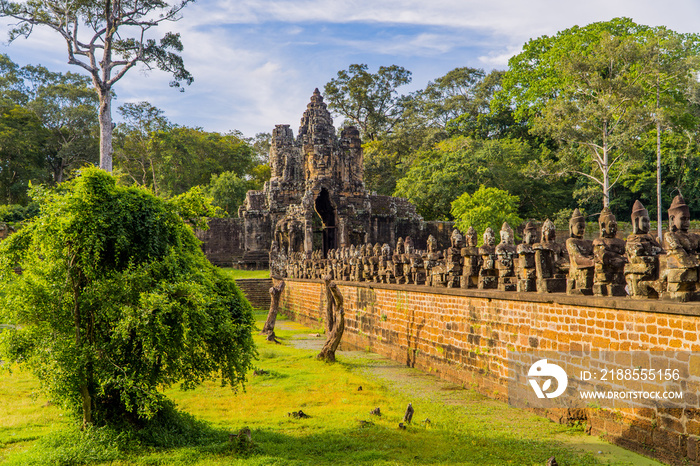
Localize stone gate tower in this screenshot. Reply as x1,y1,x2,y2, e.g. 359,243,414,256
237,89,448,269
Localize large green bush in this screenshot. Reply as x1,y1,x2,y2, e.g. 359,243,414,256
0,167,256,428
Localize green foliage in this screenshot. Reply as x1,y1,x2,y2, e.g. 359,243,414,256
169,185,225,229
394,136,570,221
0,202,39,225
204,171,256,217
451,185,523,244
0,167,256,427
497,18,700,208
0,101,52,204
114,102,260,198
21,64,99,182
324,64,412,140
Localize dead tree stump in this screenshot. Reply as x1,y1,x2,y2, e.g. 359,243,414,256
261,280,285,336
317,274,345,362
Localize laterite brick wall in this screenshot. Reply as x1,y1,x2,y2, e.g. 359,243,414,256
235,279,272,309
280,279,700,465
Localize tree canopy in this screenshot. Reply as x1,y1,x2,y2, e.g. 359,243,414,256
0,168,256,427
324,64,412,141
497,18,700,209
451,185,523,244
0,0,195,171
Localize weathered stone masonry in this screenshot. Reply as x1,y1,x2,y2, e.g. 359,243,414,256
280,279,700,465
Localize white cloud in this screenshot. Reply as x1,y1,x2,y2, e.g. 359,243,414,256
2,0,700,137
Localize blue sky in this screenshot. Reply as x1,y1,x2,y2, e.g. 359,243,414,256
2,0,700,138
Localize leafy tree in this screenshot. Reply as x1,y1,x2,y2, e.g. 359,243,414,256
324,64,412,140
394,136,571,221
497,18,695,208
412,67,486,129
149,127,256,197
205,171,256,217
114,103,258,197
0,0,195,172
0,168,255,428
113,102,170,190
451,185,523,244
0,101,51,204
22,65,99,182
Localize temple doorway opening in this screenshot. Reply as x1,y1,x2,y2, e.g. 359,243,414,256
314,188,336,257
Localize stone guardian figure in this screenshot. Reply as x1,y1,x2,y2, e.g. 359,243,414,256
566,208,594,295
663,195,700,302
517,222,538,292
625,200,664,299
592,207,627,297
495,222,517,291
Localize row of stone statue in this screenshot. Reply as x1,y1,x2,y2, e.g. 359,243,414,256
275,196,700,302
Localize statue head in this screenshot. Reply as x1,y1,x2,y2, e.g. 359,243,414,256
569,208,586,239
631,200,651,235
466,226,477,247
483,227,495,247
668,195,690,233
500,222,514,246
522,222,538,245
373,242,382,256
404,236,414,254
598,207,617,238
349,244,356,257
542,219,556,243
451,229,464,248
381,243,391,258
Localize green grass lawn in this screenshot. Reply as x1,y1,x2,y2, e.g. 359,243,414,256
0,309,642,466
219,268,271,280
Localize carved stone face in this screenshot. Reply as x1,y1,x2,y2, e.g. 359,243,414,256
671,211,690,233
523,228,537,245
570,219,585,239
467,228,477,247
500,228,512,245
483,228,495,247
600,217,618,238
427,235,437,252
633,214,650,235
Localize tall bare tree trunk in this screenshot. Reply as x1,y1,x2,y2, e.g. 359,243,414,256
98,88,113,172
317,275,345,362
656,83,663,241
261,280,285,335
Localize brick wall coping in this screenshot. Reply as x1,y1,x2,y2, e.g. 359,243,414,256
285,278,700,317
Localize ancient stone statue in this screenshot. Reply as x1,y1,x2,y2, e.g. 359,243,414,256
404,236,426,285
370,242,382,282
378,243,394,283
478,227,498,289
424,235,444,286
517,222,538,292
443,229,464,288
533,219,567,293
461,226,481,289
566,208,594,295
625,200,664,299
393,237,407,285
495,222,517,291
663,195,700,302
592,207,627,296
362,242,374,282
